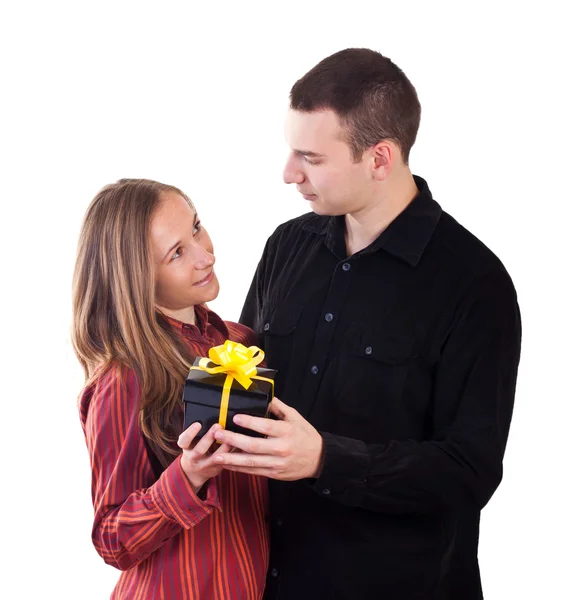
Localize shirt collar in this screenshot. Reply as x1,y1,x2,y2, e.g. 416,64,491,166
303,175,442,266
162,303,210,336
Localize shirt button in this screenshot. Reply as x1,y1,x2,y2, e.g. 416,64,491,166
324,312,334,322
276,518,283,526
263,322,270,331
365,346,373,355
271,568,279,577
342,263,351,271
322,488,331,495
311,365,319,375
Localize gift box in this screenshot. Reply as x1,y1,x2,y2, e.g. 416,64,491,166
182,340,276,439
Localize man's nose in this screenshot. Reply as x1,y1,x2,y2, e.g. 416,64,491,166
283,155,305,185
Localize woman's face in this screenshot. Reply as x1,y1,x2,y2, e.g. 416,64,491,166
151,191,219,318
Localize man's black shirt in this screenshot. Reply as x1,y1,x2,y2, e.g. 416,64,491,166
240,176,521,599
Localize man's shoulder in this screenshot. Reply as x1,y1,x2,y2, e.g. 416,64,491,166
433,210,512,281
258,213,328,265
269,212,328,241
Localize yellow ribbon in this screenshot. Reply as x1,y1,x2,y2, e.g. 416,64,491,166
190,340,272,430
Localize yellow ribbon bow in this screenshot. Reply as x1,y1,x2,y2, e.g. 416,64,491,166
191,340,270,430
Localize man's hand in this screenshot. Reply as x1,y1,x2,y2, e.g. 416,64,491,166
212,398,324,481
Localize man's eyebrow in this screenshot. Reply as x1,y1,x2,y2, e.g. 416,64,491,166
294,149,324,158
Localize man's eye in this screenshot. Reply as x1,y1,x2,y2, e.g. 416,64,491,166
303,156,319,165
193,221,202,235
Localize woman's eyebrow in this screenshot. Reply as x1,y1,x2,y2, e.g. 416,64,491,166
162,212,199,260
164,239,181,260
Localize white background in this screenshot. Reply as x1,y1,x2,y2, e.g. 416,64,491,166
1,1,570,598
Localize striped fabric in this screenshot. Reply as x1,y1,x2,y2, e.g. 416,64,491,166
79,305,269,599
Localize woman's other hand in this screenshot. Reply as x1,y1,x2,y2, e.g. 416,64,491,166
178,423,231,493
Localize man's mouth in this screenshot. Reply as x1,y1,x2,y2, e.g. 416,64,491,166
300,192,317,200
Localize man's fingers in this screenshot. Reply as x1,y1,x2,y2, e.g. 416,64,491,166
214,429,261,452
177,422,202,449
213,442,232,455
268,397,293,420
214,427,287,454
214,451,283,470
222,465,282,478
232,413,288,437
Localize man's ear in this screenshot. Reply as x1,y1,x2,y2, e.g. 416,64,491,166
371,140,398,181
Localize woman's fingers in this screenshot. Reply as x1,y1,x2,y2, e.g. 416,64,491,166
191,424,221,457
178,424,237,466
177,422,202,449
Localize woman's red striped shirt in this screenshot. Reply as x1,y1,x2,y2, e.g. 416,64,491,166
79,305,269,599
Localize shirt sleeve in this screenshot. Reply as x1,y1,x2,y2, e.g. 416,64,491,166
311,270,522,514
84,366,221,570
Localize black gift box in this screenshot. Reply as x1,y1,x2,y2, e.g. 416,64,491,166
182,356,277,439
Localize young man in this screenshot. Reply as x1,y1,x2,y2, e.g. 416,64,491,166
213,48,521,599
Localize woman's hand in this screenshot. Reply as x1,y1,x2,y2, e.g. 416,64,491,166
178,423,232,494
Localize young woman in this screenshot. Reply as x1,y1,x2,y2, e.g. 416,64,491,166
72,178,269,599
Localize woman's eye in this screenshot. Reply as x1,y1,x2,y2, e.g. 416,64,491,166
171,247,182,261
193,221,202,235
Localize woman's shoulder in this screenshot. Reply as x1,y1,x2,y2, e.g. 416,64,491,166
91,362,140,392
203,305,258,348
79,362,141,422
225,320,259,348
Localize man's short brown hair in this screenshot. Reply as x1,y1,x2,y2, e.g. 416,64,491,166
290,48,421,164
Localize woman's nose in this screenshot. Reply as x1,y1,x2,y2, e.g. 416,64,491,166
192,245,215,270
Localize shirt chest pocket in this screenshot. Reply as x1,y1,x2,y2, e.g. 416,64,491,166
335,326,418,421
259,305,303,396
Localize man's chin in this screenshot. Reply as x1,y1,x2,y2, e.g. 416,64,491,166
308,203,343,217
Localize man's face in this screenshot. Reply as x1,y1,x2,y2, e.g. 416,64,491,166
283,109,373,216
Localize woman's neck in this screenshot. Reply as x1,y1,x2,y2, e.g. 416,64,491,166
158,305,196,325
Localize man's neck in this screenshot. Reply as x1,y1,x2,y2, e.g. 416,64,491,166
344,171,418,256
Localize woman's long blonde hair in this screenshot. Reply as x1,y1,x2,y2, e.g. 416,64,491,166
72,178,196,467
